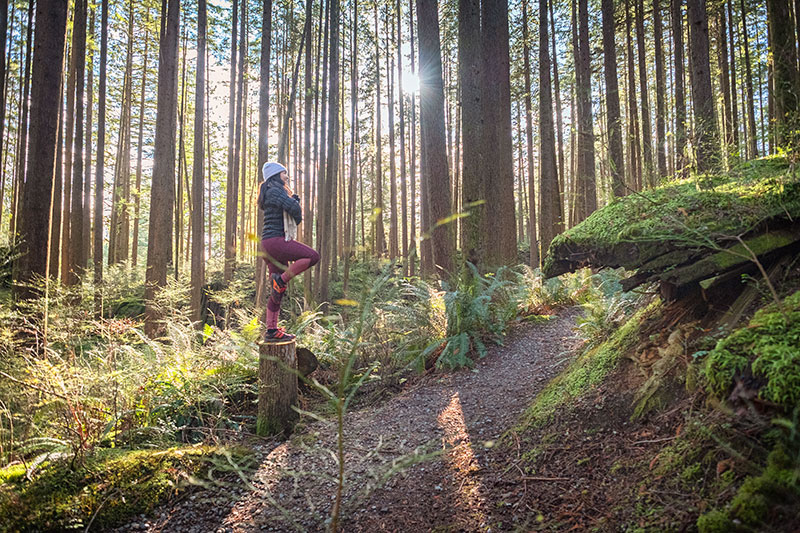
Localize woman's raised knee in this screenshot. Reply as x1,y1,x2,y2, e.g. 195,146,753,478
309,249,320,267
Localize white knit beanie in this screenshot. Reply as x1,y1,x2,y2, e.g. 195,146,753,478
262,161,288,181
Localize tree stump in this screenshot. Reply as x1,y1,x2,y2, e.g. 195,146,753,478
257,339,298,437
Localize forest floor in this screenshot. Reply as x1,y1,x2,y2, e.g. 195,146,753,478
110,309,594,533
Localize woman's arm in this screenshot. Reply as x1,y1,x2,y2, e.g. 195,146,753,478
267,186,302,224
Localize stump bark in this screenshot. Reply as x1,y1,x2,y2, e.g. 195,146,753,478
257,340,298,437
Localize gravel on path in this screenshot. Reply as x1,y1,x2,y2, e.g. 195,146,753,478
111,308,581,533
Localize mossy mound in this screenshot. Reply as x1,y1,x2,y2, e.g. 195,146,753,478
0,445,252,532
703,290,800,409
543,157,800,278
515,299,661,429
697,447,800,532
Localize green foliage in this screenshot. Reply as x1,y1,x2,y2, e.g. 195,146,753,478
0,445,251,532
703,290,800,408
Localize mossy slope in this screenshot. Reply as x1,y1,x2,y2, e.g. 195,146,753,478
0,445,250,532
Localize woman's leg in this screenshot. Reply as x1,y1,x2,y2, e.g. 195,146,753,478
279,241,320,282
261,239,286,330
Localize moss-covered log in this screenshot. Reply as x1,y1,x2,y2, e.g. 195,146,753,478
543,158,800,282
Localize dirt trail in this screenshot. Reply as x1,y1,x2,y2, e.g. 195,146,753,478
113,309,581,533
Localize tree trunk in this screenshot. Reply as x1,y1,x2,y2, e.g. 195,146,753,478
717,3,733,162
480,0,517,269
673,0,687,173
397,0,408,276
224,0,239,281
144,0,179,336
458,0,482,267
688,0,721,173
550,0,565,204
94,0,107,308
727,0,740,156
766,0,800,147
575,0,597,222
417,0,452,278
387,12,399,261
603,0,626,197
373,3,385,258
132,16,149,268
318,0,340,305
82,8,93,271
255,0,273,308
343,0,359,291
66,0,86,286
257,340,298,436
653,0,667,179
408,0,417,277
191,0,206,326
59,0,74,279
522,0,539,267
636,0,654,186
539,0,562,258
13,0,68,301
626,0,642,190
740,0,757,158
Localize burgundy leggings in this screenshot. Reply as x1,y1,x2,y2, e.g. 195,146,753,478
261,237,320,329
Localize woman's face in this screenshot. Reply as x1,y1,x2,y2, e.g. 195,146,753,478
280,170,289,181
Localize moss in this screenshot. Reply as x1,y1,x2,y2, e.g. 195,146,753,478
543,156,800,277
703,290,800,409
696,509,736,533
0,464,26,484
516,299,661,429
0,445,252,532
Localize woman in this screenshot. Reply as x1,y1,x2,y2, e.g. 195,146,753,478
258,162,320,341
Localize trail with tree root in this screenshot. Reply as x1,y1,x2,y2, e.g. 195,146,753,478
112,309,581,532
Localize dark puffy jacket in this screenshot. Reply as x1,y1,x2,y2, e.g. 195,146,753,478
258,179,302,239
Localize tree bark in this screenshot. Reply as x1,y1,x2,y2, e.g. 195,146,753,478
672,0,687,173
224,0,239,281
717,3,733,161
94,0,107,308
191,0,206,326
635,0,654,186
739,0,757,158
318,0,340,304
82,8,93,270
727,0,739,156
575,0,597,222
480,0,517,268
387,12,399,261
603,0,626,197
257,340,298,436
625,0,642,190
373,3,385,258
653,0,667,178
522,0,539,267
417,0,453,278
688,0,720,173
255,0,273,308
458,0,482,267
66,0,86,286
144,0,179,336
132,15,149,268
539,0,563,258
13,0,68,301
766,0,800,147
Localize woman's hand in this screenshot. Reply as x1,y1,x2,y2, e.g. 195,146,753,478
292,193,300,202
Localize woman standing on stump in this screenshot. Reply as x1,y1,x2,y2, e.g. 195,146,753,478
258,162,320,342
